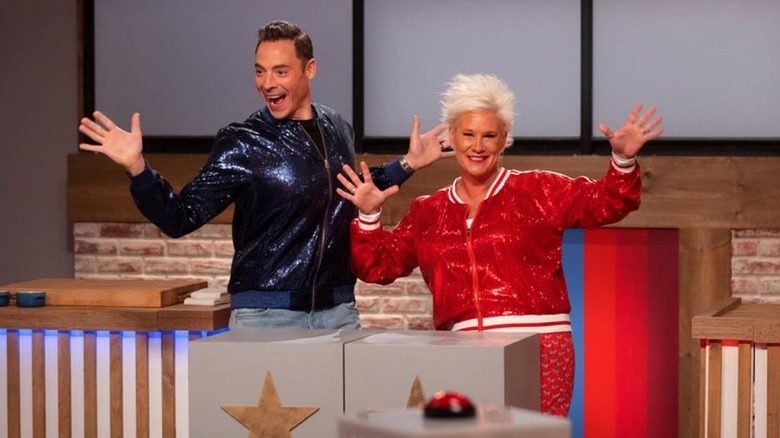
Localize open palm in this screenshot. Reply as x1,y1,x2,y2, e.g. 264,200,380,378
598,103,663,158
78,111,146,176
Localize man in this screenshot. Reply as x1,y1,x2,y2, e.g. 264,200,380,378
78,20,448,329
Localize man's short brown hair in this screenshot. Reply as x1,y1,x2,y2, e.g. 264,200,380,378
256,20,314,65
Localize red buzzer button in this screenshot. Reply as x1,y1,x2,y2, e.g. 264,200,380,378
423,391,476,419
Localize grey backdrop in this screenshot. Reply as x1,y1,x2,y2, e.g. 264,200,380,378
94,0,780,138
94,0,353,136
0,1,76,283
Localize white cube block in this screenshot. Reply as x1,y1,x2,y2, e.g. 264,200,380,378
189,328,374,438
344,331,540,413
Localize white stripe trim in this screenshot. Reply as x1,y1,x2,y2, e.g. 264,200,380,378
447,168,509,204
96,332,111,438
451,314,571,333
357,210,382,231
123,332,137,438
487,168,510,198
610,159,636,173
149,333,163,438
755,344,768,438
19,331,32,438
71,332,85,438
507,168,596,184
175,332,190,438
45,331,59,438
448,178,463,203
704,342,710,438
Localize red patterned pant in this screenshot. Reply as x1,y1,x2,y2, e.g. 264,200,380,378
539,332,575,417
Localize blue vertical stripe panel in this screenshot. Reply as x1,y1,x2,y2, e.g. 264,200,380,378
562,228,585,438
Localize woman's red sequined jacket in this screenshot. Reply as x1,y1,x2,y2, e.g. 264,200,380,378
351,162,641,330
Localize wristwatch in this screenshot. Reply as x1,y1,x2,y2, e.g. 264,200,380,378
399,155,415,175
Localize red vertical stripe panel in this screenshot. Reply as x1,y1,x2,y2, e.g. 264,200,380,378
583,229,618,438
646,229,679,438
615,229,650,438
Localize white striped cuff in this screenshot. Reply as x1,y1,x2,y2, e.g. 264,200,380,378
451,314,572,334
358,210,382,231
611,151,636,173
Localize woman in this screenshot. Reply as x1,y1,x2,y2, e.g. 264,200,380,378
337,73,662,416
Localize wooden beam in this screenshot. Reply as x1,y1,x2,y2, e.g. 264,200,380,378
68,153,780,229
679,229,732,438
32,331,45,438
707,342,723,438
737,342,752,438
110,333,123,438
58,332,72,438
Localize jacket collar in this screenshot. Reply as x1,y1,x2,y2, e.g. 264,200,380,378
259,103,323,126
447,167,510,204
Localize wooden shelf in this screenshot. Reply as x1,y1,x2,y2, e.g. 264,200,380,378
0,278,230,331
0,303,230,331
692,297,780,342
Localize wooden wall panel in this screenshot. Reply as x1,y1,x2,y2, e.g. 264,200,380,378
7,330,20,438
109,333,122,438
161,333,175,438
84,332,97,438
679,229,733,438
737,342,752,438
136,333,149,438
3,330,209,438
58,333,71,438
68,153,780,229
32,331,45,438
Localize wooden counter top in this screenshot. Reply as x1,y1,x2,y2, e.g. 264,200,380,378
0,303,231,331
0,278,207,308
692,297,780,342
0,278,230,331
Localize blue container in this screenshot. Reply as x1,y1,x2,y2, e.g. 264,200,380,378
16,290,46,307
0,290,9,306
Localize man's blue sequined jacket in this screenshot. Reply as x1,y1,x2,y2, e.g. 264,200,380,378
129,103,409,310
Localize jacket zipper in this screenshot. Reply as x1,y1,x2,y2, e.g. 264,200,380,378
465,206,484,331
303,120,331,311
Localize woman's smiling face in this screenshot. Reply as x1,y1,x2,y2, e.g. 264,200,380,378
450,110,508,182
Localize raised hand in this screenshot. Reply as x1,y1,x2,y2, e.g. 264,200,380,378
403,115,454,171
598,103,663,159
336,161,399,215
79,111,146,176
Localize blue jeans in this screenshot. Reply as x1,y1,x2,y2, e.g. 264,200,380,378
228,302,361,329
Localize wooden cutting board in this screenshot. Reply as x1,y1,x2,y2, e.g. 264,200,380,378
0,278,209,308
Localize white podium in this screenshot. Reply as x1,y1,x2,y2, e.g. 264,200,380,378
338,406,570,438
189,329,540,438
189,329,373,438
344,330,539,412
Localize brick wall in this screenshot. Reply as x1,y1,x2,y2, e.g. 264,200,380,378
731,229,780,303
73,222,433,329
73,223,780,327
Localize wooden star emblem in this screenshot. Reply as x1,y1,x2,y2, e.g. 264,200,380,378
406,374,427,408
222,371,319,438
